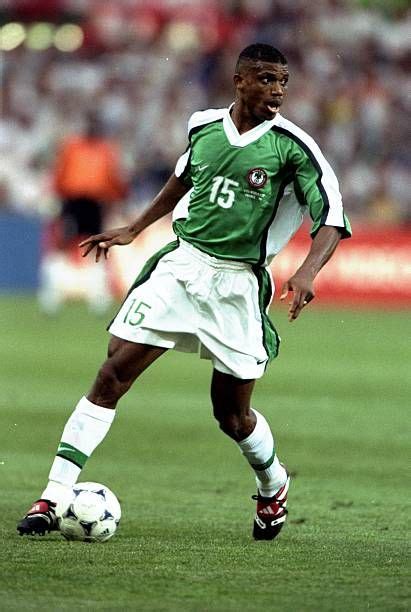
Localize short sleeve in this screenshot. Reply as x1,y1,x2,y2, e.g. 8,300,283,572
292,147,351,238
272,121,352,239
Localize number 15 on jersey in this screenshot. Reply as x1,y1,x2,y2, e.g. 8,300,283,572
209,176,239,209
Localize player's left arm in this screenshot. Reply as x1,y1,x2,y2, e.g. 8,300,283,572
80,173,189,261
280,226,342,321
281,134,352,321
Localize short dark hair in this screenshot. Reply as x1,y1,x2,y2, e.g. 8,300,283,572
236,43,287,72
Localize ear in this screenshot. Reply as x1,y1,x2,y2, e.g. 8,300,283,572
233,73,244,91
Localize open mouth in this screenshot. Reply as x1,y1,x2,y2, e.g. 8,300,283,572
266,100,282,114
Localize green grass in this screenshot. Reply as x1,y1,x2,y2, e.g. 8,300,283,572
0,296,409,611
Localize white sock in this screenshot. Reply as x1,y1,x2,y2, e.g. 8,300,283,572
37,253,66,314
237,409,287,498
42,396,116,502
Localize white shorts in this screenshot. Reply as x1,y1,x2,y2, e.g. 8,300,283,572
109,239,280,379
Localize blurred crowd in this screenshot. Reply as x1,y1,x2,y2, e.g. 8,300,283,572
1,0,410,225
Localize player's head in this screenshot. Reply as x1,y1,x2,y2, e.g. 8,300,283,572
235,44,287,73
234,43,289,122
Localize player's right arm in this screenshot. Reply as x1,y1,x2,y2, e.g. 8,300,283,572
79,174,189,262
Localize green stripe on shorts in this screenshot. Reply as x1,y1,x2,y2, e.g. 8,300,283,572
127,239,180,294
56,442,88,469
107,239,180,330
252,266,280,362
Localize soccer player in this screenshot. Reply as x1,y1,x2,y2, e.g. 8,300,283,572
17,44,351,541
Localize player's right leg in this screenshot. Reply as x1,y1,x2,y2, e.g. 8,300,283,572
211,370,289,540
17,336,166,536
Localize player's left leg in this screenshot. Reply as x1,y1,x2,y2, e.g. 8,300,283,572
210,369,289,540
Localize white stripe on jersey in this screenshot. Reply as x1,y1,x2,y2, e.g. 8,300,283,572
172,188,193,222
175,150,190,178
276,115,345,228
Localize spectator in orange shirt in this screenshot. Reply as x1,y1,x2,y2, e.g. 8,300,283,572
39,113,127,315
54,112,127,247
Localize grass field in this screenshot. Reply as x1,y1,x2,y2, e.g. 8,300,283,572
0,296,409,611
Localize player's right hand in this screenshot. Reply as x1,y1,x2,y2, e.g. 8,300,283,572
79,226,136,262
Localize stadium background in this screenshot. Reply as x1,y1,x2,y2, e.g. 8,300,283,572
1,1,410,611
1,0,410,304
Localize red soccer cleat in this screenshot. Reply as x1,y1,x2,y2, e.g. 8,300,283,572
252,473,290,540
17,499,58,536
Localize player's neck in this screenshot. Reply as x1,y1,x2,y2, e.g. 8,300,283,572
230,102,265,134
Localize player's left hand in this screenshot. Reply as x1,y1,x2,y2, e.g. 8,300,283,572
280,272,315,322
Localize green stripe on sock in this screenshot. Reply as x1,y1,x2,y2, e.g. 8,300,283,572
251,450,275,471
56,442,88,469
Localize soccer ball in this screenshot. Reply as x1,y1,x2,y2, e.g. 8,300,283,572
58,482,121,542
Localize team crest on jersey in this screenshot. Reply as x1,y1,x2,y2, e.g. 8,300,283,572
247,168,267,188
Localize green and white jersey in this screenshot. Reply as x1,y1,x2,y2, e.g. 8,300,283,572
173,106,351,266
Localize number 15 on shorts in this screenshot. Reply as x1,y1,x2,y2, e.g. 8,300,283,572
123,299,152,326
